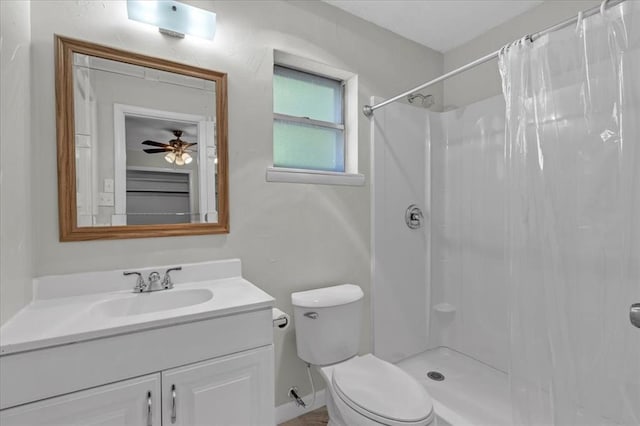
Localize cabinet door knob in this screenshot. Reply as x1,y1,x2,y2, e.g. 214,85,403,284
631,303,640,328
171,384,177,424
147,391,152,426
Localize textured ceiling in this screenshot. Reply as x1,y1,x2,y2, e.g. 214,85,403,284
324,0,544,52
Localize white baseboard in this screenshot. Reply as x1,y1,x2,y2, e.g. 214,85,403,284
275,388,326,424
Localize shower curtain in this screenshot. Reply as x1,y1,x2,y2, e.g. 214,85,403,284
498,2,640,425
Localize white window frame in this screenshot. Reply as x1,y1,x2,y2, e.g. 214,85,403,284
267,51,364,186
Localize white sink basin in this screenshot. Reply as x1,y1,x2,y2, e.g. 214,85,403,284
93,289,214,317
1,260,276,356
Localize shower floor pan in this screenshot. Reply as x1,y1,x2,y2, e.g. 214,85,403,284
396,347,511,426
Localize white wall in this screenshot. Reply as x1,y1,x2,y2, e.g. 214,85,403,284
443,1,600,108
23,0,443,406
0,1,33,325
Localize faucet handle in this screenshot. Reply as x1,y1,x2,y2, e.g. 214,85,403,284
123,271,147,292
162,266,182,289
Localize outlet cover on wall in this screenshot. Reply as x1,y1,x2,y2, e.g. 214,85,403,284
98,192,114,206
104,178,114,193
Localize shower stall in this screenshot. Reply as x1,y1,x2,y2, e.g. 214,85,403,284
371,1,639,425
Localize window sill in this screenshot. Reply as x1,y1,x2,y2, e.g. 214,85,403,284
266,167,365,186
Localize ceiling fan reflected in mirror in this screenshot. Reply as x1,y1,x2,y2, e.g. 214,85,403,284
142,130,197,166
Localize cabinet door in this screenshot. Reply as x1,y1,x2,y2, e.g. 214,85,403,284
162,345,274,426
0,374,161,426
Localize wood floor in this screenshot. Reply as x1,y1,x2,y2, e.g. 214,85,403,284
279,407,329,426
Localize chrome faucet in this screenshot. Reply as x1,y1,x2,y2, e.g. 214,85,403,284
123,267,182,293
147,271,162,291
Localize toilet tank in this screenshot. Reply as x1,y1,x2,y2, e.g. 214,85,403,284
291,284,364,366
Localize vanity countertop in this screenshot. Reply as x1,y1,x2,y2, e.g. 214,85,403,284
0,259,274,355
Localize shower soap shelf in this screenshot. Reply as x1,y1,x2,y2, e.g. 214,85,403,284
433,303,456,314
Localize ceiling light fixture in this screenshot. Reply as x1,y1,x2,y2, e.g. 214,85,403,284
127,0,216,40
143,130,196,167
164,149,192,166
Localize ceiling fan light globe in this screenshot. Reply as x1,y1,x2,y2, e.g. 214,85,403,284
164,152,176,163
183,153,193,164
175,155,185,166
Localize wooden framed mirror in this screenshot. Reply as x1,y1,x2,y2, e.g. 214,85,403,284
55,35,228,241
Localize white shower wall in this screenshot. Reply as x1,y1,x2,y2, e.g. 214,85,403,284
430,95,508,373
373,95,509,373
371,99,430,363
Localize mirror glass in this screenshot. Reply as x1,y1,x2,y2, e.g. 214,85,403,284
56,36,228,240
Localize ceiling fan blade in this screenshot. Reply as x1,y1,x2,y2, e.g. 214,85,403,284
184,142,198,147
142,140,169,147
143,148,170,154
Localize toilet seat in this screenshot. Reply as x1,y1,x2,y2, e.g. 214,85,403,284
331,355,434,425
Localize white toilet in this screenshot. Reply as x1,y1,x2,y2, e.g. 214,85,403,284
291,284,434,426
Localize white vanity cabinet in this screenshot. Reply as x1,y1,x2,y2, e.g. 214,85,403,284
0,260,276,425
0,374,162,426
162,346,274,426
1,346,274,426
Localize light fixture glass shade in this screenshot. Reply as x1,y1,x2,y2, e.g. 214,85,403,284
183,152,193,164
164,151,176,163
127,0,216,40
175,155,185,166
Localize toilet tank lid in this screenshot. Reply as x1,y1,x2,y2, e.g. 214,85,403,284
291,284,363,308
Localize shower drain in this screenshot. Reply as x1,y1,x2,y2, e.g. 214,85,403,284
427,371,445,381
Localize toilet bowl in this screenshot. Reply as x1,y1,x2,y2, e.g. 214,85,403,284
291,284,434,426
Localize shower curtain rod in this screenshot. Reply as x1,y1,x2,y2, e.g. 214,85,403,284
362,0,625,117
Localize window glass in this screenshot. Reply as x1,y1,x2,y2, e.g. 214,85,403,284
274,65,343,124
273,120,344,172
